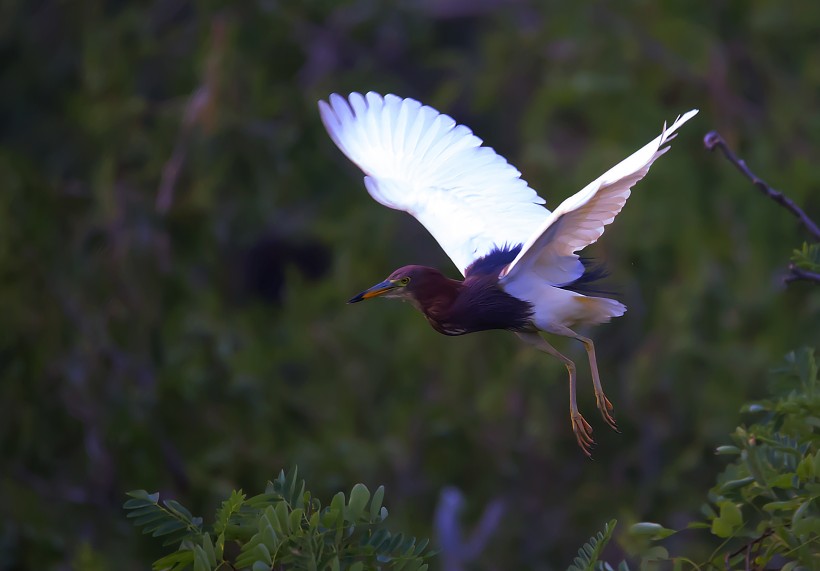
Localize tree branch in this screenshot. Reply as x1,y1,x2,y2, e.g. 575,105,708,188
703,131,820,241
785,264,820,285
704,130,820,285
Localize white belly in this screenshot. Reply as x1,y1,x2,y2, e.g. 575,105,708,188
500,278,626,333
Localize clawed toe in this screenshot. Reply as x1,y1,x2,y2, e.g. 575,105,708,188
571,414,595,457
596,394,620,433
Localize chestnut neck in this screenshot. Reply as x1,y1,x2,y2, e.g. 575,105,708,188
408,268,463,320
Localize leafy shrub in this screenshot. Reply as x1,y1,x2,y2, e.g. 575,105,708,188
704,348,819,569
125,468,432,571
573,348,820,571
566,519,617,571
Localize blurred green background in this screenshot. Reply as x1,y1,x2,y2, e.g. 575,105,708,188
1,1,819,569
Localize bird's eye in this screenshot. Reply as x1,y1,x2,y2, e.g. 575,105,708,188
399,277,411,285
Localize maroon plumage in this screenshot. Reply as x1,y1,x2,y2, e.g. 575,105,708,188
350,247,535,336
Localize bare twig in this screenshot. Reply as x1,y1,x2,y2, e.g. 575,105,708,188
703,131,820,241
785,264,820,285
704,130,820,285
156,17,227,214
723,527,773,571
156,86,211,214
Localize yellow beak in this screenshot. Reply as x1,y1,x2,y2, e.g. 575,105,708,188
348,280,398,303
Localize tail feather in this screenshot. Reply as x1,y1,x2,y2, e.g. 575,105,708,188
573,295,627,325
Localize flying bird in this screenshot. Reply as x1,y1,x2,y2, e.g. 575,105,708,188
319,92,697,456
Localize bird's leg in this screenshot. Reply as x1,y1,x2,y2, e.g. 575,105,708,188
569,331,619,433
516,332,595,457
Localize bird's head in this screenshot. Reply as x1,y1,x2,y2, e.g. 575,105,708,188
348,265,446,304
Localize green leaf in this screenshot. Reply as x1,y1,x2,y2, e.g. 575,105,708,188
368,527,389,550
347,483,370,521
628,522,675,539
200,534,216,566
124,489,202,550
719,476,756,492
763,499,802,512
641,546,669,561
715,445,741,455
131,511,168,527
153,520,188,538
330,491,346,516
770,473,797,488
273,466,306,509
370,486,385,521
125,490,160,506
743,444,770,488
259,517,279,549
215,489,245,536
273,501,290,534
791,243,820,271
164,500,196,523
413,537,429,556
711,502,742,538
152,550,194,571
193,545,210,571
289,507,305,534
567,519,617,571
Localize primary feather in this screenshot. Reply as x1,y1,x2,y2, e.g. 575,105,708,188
319,92,550,276
320,92,698,316
501,109,699,287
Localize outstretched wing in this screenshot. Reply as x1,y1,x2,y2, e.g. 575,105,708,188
502,109,699,286
319,92,550,276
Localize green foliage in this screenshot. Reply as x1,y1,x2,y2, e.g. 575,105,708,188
703,348,820,569
566,519,617,571
792,243,820,273
582,349,820,570
124,468,432,571
124,490,204,548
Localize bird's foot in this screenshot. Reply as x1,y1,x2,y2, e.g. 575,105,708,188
571,413,595,458
595,394,620,433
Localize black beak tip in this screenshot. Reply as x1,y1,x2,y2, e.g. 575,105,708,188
348,294,364,304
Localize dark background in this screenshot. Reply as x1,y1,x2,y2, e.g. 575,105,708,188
2,1,819,569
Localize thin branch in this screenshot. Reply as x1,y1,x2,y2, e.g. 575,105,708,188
704,130,820,285
723,527,773,571
156,86,210,214
703,131,820,241
156,16,227,214
785,263,820,285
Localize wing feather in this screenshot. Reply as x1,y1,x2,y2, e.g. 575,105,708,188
502,110,698,286
319,92,550,275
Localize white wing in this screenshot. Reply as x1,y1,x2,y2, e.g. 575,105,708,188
319,92,550,276
502,109,699,286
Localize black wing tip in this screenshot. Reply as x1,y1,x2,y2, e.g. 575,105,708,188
559,257,618,297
